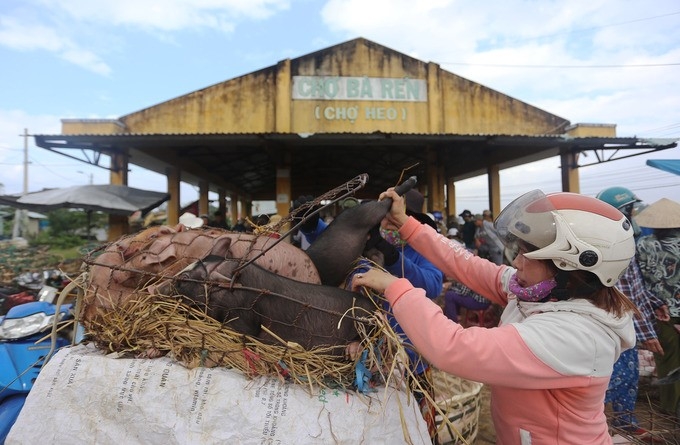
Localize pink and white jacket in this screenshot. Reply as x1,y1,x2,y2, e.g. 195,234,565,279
386,217,635,445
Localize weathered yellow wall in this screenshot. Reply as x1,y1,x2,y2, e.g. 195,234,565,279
566,123,617,137
112,38,568,137
62,119,126,135
440,72,568,134
120,68,278,133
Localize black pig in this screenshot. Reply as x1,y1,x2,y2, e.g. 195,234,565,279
168,254,377,354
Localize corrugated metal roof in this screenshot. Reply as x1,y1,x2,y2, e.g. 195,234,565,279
33,132,677,199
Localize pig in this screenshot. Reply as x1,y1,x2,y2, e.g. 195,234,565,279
164,246,377,353
83,224,320,323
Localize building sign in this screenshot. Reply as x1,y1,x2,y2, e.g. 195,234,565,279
292,76,427,102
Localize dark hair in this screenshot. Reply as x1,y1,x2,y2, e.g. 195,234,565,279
561,270,638,318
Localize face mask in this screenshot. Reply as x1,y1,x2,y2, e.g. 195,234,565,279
379,227,406,247
508,273,557,302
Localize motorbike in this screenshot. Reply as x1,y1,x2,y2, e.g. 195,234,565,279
0,296,75,443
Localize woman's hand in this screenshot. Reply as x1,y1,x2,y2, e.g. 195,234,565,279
378,188,409,230
655,305,671,322
352,268,399,294
641,339,664,355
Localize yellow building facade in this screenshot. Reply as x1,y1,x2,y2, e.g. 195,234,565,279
44,38,671,238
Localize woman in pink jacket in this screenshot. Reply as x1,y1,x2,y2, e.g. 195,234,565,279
353,189,638,445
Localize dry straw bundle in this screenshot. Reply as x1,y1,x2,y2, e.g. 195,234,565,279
76,272,401,392
75,224,403,391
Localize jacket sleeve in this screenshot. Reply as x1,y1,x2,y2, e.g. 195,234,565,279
300,218,328,244
384,248,443,299
619,259,660,342
399,216,512,306
384,278,572,388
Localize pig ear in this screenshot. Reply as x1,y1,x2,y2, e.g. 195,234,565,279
199,255,232,281
210,236,232,256
121,225,176,259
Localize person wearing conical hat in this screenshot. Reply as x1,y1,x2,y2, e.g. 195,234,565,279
635,197,680,420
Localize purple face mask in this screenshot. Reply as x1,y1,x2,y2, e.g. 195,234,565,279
508,273,557,302
379,227,406,247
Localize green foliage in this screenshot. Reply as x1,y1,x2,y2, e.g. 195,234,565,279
30,231,84,249
46,209,89,236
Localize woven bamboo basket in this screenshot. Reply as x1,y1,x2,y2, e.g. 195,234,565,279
432,369,483,444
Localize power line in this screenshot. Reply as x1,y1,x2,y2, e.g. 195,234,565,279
441,62,680,69
503,10,680,44
29,155,86,184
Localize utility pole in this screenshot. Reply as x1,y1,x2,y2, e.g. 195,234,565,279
11,129,29,239
78,170,94,184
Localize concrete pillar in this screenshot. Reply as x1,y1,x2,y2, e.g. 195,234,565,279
275,167,291,218
275,59,292,132
198,180,209,217
560,150,580,193
487,164,501,218
166,166,181,225
107,149,129,240
426,147,445,214
217,187,226,219
446,177,457,224
229,192,238,226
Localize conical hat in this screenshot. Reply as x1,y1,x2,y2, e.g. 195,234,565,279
634,198,680,229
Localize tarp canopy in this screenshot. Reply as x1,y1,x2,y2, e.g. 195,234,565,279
0,184,169,216
647,159,680,177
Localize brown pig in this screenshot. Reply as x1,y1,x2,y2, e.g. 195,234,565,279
82,224,320,323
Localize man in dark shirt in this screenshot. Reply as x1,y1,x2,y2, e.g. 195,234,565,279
459,209,476,251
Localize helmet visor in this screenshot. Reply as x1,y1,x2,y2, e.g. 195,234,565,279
494,190,558,256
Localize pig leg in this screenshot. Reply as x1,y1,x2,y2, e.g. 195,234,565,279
305,200,391,287
305,177,416,287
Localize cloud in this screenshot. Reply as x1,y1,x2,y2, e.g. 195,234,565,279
0,0,291,74
319,0,680,137
41,0,290,31
0,16,62,51
0,16,111,75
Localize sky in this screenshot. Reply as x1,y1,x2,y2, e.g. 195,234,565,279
0,0,679,214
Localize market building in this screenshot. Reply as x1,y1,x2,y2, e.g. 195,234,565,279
34,38,676,239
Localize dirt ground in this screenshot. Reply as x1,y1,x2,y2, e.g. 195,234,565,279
469,377,679,445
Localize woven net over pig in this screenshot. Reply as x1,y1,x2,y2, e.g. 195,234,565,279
74,174,430,394
78,228,399,389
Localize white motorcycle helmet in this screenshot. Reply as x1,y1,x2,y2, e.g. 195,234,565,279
494,190,635,287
